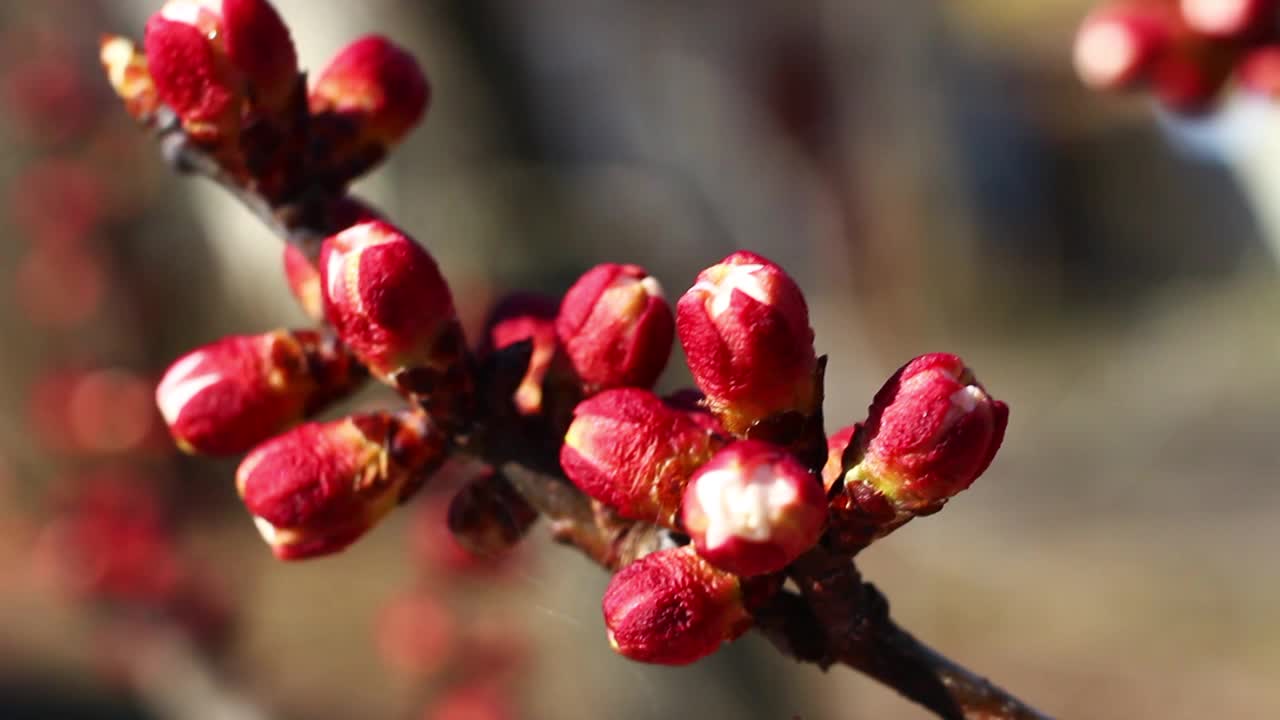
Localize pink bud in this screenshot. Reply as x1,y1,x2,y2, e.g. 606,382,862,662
561,389,720,525
822,423,858,492
1181,0,1275,39
676,251,817,434
320,220,459,382
236,412,446,560
144,0,298,139
602,545,751,665
1074,3,1174,91
310,35,430,150
681,440,826,577
844,353,1008,514
482,293,564,415
156,330,364,455
556,263,674,392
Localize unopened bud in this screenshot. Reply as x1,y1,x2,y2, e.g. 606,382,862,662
681,440,826,577
156,330,364,455
677,251,817,434
320,221,470,426
309,35,429,180
556,263,674,392
144,0,298,140
236,412,446,560
843,353,1008,515
602,545,750,665
561,389,720,525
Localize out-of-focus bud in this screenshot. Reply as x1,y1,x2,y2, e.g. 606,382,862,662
427,682,516,720
822,423,858,492
100,36,160,124
1237,45,1280,95
320,221,471,427
30,368,159,455
377,591,455,678
1181,0,1276,39
309,35,429,180
560,389,720,525
602,545,751,665
156,330,365,455
37,470,182,605
1151,45,1234,112
481,293,566,416
236,411,446,560
446,472,539,559
556,263,674,392
144,0,298,140
676,251,817,434
841,353,1008,516
1073,3,1175,91
681,440,826,577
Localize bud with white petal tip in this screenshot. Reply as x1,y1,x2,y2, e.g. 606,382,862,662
681,440,826,577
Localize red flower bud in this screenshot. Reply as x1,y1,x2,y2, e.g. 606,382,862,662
677,251,817,434
320,220,462,382
144,0,298,139
1074,3,1175,91
236,412,446,560
681,440,826,577
560,389,720,525
482,293,565,416
310,35,429,151
1180,0,1275,39
822,423,858,492
156,330,364,455
843,353,1008,514
556,263,674,392
602,546,751,665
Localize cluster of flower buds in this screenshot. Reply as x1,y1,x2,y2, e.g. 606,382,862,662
110,0,1015,672
549,250,1007,665
103,0,429,197
1075,0,1280,112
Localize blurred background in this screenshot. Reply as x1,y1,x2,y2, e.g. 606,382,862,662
0,0,1277,718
